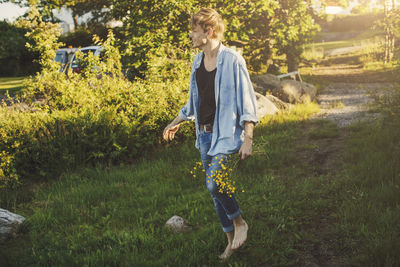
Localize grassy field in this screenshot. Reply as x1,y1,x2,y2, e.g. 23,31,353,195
301,29,386,64
307,30,384,52
0,77,26,95
1,100,399,266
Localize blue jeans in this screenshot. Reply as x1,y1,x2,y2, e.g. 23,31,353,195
198,130,242,233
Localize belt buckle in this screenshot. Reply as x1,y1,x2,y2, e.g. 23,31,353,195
204,124,212,133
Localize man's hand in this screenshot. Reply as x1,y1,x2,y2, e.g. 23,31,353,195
239,121,255,160
163,116,184,142
163,123,180,142
238,137,253,160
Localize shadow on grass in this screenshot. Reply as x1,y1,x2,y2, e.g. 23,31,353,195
0,77,26,95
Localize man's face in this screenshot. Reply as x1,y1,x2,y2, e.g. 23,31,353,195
190,24,209,49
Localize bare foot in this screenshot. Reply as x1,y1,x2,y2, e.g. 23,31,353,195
218,243,233,260
231,221,248,250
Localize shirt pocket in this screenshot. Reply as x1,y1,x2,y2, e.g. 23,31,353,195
218,86,237,139
219,84,235,106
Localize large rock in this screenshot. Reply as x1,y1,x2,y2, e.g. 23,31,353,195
255,92,279,119
252,74,281,95
264,94,291,110
0,208,25,242
271,80,317,104
301,82,318,103
165,215,191,233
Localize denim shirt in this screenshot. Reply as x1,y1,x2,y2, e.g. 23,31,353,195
178,44,258,156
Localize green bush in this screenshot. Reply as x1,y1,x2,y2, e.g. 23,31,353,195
0,28,193,187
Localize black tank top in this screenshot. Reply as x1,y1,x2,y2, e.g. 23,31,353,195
196,54,216,125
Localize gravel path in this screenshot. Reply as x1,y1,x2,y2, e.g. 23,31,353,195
312,82,394,127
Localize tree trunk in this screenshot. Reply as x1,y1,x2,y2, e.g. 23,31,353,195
383,0,396,63
384,1,390,63
72,10,79,31
389,31,395,62
286,52,298,74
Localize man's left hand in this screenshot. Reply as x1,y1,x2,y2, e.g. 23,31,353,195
238,138,253,160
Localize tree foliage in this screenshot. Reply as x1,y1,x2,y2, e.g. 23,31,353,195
197,0,318,72
109,0,319,75
0,21,27,61
4,0,113,27
0,20,39,76
111,0,196,78
15,1,63,71
7,0,322,73
272,0,319,72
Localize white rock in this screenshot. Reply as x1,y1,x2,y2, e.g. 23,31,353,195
264,94,291,110
0,208,25,242
165,215,191,233
255,92,279,119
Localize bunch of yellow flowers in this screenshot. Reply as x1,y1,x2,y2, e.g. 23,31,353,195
190,154,245,197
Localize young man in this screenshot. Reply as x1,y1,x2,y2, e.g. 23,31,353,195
162,8,258,259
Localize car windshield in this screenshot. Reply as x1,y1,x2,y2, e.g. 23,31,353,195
54,53,65,63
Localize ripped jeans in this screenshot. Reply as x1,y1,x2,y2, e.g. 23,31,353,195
198,130,242,233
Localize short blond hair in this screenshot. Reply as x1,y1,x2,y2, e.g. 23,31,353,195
190,8,224,40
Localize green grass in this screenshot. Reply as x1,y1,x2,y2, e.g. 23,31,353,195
1,100,399,266
337,118,400,266
307,30,384,52
0,77,26,94
302,29,385,63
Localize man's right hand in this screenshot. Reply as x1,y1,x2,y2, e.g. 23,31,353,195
163,123,180,142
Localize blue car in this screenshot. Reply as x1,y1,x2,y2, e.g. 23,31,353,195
54,47,78,73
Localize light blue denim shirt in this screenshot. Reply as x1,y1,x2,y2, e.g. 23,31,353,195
178,44,258,156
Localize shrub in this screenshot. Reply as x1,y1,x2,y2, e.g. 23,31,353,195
0,10,194,187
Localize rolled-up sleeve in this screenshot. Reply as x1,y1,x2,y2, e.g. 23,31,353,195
178,95,195,121
236,61,258,128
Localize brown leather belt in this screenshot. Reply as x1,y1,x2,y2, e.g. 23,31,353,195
199,123,213,133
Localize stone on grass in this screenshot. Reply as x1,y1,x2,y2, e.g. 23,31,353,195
264,94,291,110
0,208,25,243
255,92,279,119
252,74,281,95
272,80,317,104
165,215,191,233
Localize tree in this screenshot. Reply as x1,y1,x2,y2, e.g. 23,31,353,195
381,0,397,63
0,19,40,76
3,0,113,29
111,0,196,78
0,21,27,75
50,0,113,30
273,0,319,72
197,0,278,72
16,0,63,71
199,0,318,72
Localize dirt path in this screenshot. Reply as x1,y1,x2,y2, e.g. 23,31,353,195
309,63,395,127
312,82,394,127
294,63,396,266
